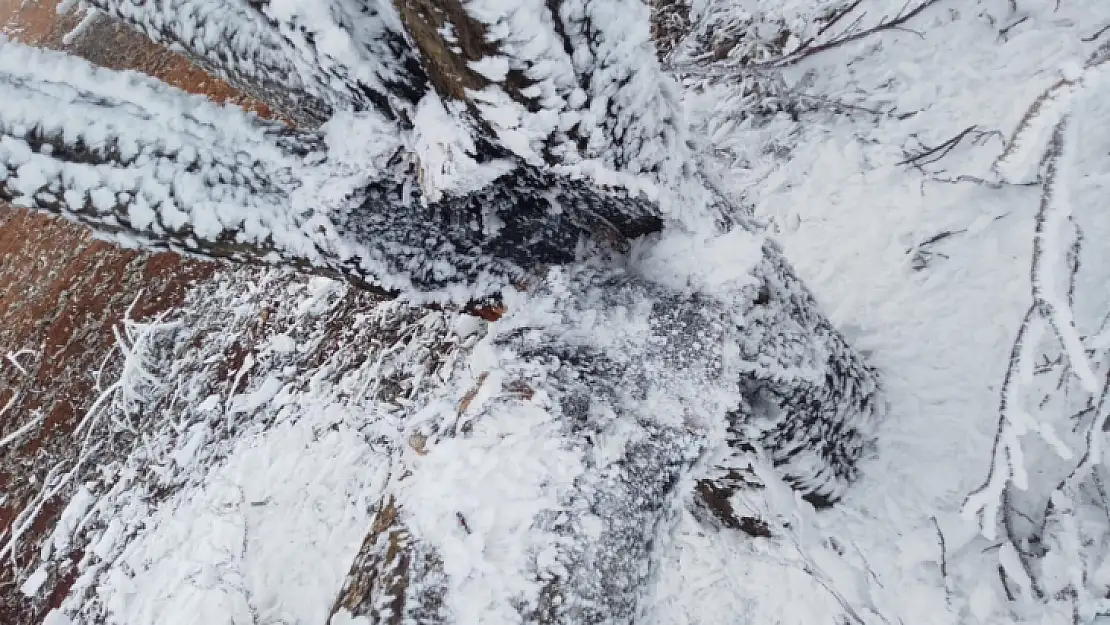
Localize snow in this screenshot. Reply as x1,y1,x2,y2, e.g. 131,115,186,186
650,1,1110,624
41,611,73,625
410,92,516,203
37,272,470,624
17,0,1110,624
94,409,387,625
632,228,764,292
20,565,48,597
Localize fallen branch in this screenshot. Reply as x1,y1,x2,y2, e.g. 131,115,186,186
930,516,952,607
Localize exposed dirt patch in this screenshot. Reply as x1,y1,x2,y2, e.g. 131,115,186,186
0,3,273,621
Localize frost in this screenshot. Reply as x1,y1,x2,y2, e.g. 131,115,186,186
268,334,297,353
46,485,95,558
410,92,514,203
20,565,48,597
42,610,73,625
469,56,511,81
227,376,285,414
329,609,372,625
633,228,764,291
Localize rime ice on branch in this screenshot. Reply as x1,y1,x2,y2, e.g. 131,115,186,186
0,38,662,300
83,0,428,126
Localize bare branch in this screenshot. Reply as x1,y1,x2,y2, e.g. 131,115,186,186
930,516,952,607
761,0,945,68
897,125,1002,168
1081,23,1110,43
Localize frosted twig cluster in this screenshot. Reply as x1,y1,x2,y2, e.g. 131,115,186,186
963,49,1110,615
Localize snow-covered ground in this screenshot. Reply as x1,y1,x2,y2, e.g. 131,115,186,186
654,1,1110,623
18,0,1110,623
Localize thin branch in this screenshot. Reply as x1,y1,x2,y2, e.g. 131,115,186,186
898,125,1003,168
930,516,951,607
794,0,866,52
1002,487,1044,599
763,0,945,68
1081,23,1110,42
998,16,1029,41
0,413,43,449
925,174,1039,189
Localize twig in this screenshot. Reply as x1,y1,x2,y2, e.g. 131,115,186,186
1094,466,1110,527
930,516,951,607
0,413,43,449
5,348,38,376
0,391,19,422
926,174,1039,189
1033,354,1062,375
764,0,945,67
911,229,964,250
1071,401,1096,423
1065,218,1082,307
793,90,893,117
1002,487,1044,598
905,214,1009,257
1082,23,1110,43
1054,370,1110,495
898,125,991,167
998,564,1017,602
814,0,866,40
998,16,1029,41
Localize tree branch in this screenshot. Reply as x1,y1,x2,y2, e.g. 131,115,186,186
763,0,945,68
85,0,428,126
0,39,661,301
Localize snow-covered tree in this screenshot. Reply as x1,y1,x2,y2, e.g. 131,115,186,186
0,1,881,622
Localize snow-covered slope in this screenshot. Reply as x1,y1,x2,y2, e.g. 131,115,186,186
654,1,1110,623
17,0,1110,623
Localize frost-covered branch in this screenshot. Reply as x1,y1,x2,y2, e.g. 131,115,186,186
768,0,942,67
993,45,1110,185
0,39,663,301
960,106,1110,616
83,0,427,126
964,117,1094,538
665,1,888,127
395,0,692,183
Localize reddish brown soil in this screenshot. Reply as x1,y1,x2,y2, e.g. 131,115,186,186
0,3,271,621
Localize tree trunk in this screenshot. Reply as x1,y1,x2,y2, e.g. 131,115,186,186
0,38,660,299
1,2,883,623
